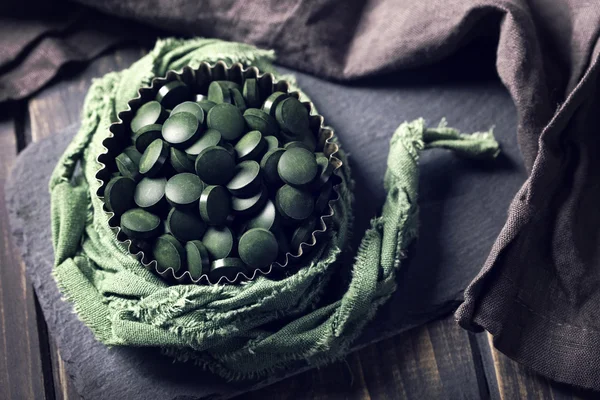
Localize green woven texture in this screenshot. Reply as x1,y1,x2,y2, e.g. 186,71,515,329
49,38,500,380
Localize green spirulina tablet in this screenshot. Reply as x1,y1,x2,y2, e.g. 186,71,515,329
226,160,261,197
165,172,204,209
284,141,312,152
222,142,236,158
260,148,285,186
156,81,191,109
291,216,317,252
209,258,246,282
277,147,318,187
242,78,261,108
105,176,136,215
195,146,236,185
264,135,279,152
206,103,245,141
315,181,334,214
184,128,222,158
275,184,314,221
166,207,206,242
231,184,268,216
169,147,194,173
234,130,267,161
139,139,169,177
202,226,234,259
162,112,202,148
123,146,142,164
207,81,232,104
120,208,161,239
130,101,168,133
246,199,278,231
275,97,310,137
116,152,141,182
243,108,279,137
133,124,163,153
186,240,211,279
171,101,205,123
199,185,231,225
262,91,288,116
229,88,247,112
238,228,278,268
134,176,167,209
197,100,217,114
152,234,185,273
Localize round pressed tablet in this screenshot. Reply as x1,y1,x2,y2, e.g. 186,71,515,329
260,148,285,186
120,208,161,239
315,181,334,214
207,81,231,104
242,78,261,108
202,226,234,259
231,184,268,216
139,139,169,177
184,128,222,158
284,141,312,151
166,207,206,242
171,101,205,123
209,258,246,282
156,81,191,109
206,103,245,141
169,147,194,173
130,101,167,133
264,135,279,152
222,142,236,158
195,146,236,185
105,176,136,215
226,160,261,197
262,91,288,116
133,124,163,153
186,240,211,279
229,88,247,112
152,234,185,273
277,147,318,187
275,185,314,221
162,112,202,148
246,199,278,231
243,108,279,137
199,185,231,225
234,130,267,161
197,100,217,114
134,177,167,209
165,173,204,208
291,216,317,252
238,228,278,268
275,97,310,136
116,152,141,181
216,80,242,90
313,155,334,187
123,146,142,164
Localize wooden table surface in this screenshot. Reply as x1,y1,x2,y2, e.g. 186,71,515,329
0,45,596,400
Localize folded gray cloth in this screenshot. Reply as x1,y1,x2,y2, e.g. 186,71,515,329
6,65,522,399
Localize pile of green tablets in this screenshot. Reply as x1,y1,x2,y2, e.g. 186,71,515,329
103,77,336,283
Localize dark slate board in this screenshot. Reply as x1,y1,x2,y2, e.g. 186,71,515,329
5,65,525,399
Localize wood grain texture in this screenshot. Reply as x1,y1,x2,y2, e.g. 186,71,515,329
246,316,486,400
486,334,598,400
0,105,48,400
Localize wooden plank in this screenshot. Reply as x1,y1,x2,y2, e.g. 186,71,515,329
25,45,148,400
247,316,486,399
0,104,48,400
486,334,597,400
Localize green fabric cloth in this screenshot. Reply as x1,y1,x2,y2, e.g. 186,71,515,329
50,38,500,380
